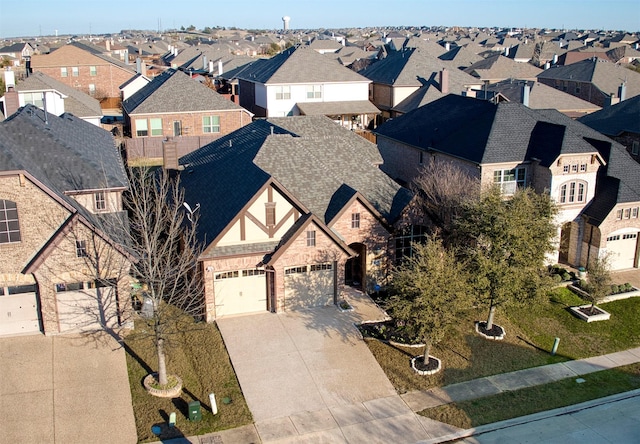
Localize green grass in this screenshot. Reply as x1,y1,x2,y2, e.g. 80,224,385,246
418,363,640,428
124,315,252,443
365,288,640,393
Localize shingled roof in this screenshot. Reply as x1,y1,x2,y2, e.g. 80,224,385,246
178,116,411,248
578,95,640,136
376,94,611,166
359,47,449,87
464,53,543,81
122,68,247,114
235,44,370,84
16,71,103,119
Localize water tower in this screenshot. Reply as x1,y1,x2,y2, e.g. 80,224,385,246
282,16,291,31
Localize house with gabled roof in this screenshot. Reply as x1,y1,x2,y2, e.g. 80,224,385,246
537,58,640,107
1,71,103,126
463,53,543,83
0,105,134,336
174,115,412,320
235,45,379,129
0,42,35,66
375,94,639,270
121,68,252,139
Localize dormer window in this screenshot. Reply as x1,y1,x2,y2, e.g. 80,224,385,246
94,191,106,211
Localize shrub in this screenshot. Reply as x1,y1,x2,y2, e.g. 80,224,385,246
579,279,588,289
624,283,633,292
561,272,571,281
610,284,619,294
552,274,563,283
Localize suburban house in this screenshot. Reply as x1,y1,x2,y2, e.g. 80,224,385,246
30,43,136,107
121,68,253,161
173,116,412,320
463,53,543,83
1,70,103,126
0,105,134,336
375,94,640,271
359,47,482,121
474,79,601,118
235,45,379,129
537,58,640,107
0,42,35,66
578,95,640,163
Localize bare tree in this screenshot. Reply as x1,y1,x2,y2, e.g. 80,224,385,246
411,160,480,241
124,167,205,386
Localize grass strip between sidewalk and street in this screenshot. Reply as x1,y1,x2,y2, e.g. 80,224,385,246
418,363,640,428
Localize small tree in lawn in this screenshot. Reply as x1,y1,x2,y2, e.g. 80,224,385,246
387,235,471,368
456,186,557,334
584,255,612,314
125,167,204,387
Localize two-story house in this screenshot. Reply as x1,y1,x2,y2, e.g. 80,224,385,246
173,116,412,320
235,45,379,129
375,94,639,270
0,105,134,336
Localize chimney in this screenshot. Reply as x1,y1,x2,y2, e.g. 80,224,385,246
203,55,207,71
445,42,450,51
218,60,223,76
522,83,530,107
504,46,509,56
618,82,627,101
464,87,477,98
3,85,19,117
4,68,15,90
605,93,620,107
136,57,142,73
163,138,179,170
106,39,111,51
552,53,558,64
544,61,551,70
208,60,214,73
439,68,449,94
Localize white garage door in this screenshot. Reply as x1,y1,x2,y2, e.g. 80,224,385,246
284,263,335,311
56,283,119,333
214,269,267,317
0,288,40,336
606,232,638,270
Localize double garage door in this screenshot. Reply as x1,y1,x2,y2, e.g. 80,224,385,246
606,232,639,270
214,269,268,317
284,263,335,311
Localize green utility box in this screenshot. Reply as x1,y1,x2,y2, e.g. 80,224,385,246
188,401,202,422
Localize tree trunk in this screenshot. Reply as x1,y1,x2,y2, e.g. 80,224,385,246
157,337,168,386
423,337,431,363
486,304,496,330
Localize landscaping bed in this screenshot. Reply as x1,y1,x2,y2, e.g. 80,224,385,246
124,316,252,442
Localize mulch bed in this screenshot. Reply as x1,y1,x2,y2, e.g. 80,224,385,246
412,355,440,372
578,306,605,316
476,322,505,338
357,320,420,345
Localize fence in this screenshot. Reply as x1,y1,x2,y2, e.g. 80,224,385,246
124,135,221,162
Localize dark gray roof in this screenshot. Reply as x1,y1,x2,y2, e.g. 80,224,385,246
16,71,103,118
236,45,370,84
578,95,640,136
376,94,611,166
122,68,247,114
178,116,411,249
359,48,447,87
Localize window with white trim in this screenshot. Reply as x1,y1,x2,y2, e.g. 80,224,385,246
306,230,316,247
215,271,239,279
72,66,79,77
493,167,526,194
94,191,106,211
559,181,586,204
203,115,220,133
242,269,265,276
0,199,21,244
76,240,87,257
135,119,148,137
616,210,623,220
150,118,163,136
580,164,587,172
61,67,68,77
285,266,307,275
632,207,639,218
23,92,44,108
275,86,291,100
310,263,332,271
306,84,322,99
88,84,96,96
351,213,360,229
90,66,97,76
563,165,569,174
624,208,631,219
571,164,578,173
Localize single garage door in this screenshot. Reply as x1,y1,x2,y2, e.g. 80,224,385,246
0,284,40,336
56,282,119,333
284,263,335,311
214,269,267,317
606,232,638,270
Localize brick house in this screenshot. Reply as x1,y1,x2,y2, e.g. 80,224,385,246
537,58,640,107
375,94,640,270
0,105,134,336
30,43,136,105
122,68,253,140
175,116,412,320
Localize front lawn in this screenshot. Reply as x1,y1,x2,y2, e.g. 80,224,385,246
364,288,640,394
418,363,640,428
124,316,252,442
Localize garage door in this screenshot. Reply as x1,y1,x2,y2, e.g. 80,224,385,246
56,282,119,333
606,232,638,270
0,285,40,336
214,269,267,317
284,263,335,311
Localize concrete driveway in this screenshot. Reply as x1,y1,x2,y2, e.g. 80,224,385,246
0,333,137,444
217,290,450,442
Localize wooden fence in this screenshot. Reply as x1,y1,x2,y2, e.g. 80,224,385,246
124,135,221,161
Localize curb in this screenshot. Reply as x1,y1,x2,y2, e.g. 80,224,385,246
418,388,640,444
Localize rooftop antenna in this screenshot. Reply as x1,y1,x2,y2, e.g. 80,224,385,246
42,92,49,125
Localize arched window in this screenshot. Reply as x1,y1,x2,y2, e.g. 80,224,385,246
0,200,21,243
559,181,586,204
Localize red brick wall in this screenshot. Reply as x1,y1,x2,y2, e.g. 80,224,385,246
128,109,252,138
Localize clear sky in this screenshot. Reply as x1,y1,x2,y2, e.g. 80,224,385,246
1,0,638,38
